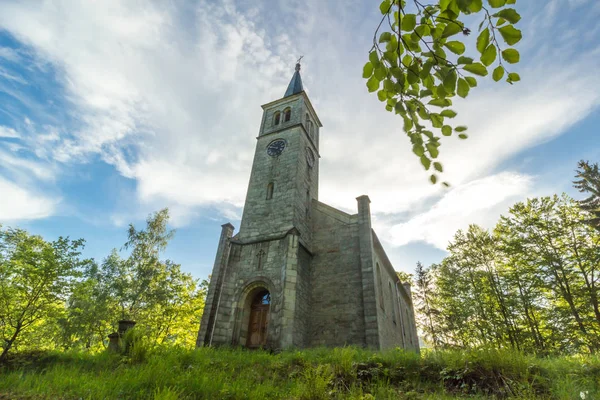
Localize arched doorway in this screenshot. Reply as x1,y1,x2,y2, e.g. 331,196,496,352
246,290,270,348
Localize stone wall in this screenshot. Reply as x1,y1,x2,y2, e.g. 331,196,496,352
206,237,287,347
373,242,404,350
308,201,366,347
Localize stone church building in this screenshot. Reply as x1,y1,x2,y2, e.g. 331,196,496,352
197,63,419,351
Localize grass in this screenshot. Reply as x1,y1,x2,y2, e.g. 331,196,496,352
0,346,598,399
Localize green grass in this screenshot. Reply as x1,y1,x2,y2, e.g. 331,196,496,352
0,346,598,399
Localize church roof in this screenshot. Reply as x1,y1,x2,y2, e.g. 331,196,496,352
283,62,304,97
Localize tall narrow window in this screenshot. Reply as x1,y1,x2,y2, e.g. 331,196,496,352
306,190,310,217
376,263,384,311
309,122,314,140
273,111,281,126
389,282,396,324
283,107,291,122
266,182,274,200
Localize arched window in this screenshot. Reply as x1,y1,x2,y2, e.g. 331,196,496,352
283,108,291,122
309,122,314,140
273,111,281,126
266,182,274,200
376,263,384,311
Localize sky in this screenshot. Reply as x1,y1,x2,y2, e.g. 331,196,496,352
0,0,599,279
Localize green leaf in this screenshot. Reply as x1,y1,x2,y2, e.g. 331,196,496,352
362,62,374,79
442,22,463,38
430,113,444,128
401,14,417,31
499,25,522,45
430,174,437,184
407,64,420,84
501,48,520,64
440,109,457,118
412,144,425,157
394,102,406,114
434,162,444,172
469,0,483,12
457,56,473,64
492,65,505,81
465,77,478,87
420,156,431,170
442,181,450,187
415,24,431,38
507,72,521,83
379,32,392,42
427,143,439,158
496,17,507,27
506,0,516,3
457,78,470,98
383,79,395,91
380,0,392,14
369,51,379,65
403,117,414,132
458,133,468,139
476,28,490,53
442,125,452,136
377,90,387,101
487,0,506,7
444,41,466,55
481,44,497,66
463,62,488,76
428,98,452,107
455,126,468,132
366,76,380,92
443,69,458,93
493,8,521,24
374,66,387,81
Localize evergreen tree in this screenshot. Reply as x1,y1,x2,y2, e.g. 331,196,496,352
574,160,600,231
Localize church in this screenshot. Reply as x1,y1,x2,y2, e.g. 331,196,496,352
196,62,419,351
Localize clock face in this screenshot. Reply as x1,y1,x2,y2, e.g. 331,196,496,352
306,148,315,167
267,139,286,156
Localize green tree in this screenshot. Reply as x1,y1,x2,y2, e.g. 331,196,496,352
60,209,207,349
413,262,441,348
574,160,600,231
365,0,522,184
0,227,88,362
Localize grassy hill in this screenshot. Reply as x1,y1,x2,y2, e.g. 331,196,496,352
0,346,598,399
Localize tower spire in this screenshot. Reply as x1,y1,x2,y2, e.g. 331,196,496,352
284,57,304,97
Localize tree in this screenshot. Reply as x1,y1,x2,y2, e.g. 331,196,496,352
0,227,88,362
365,0,522,184
574,160,600,231
60,209,207,349
413,262,441,348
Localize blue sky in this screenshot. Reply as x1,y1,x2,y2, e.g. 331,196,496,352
0,0,599,279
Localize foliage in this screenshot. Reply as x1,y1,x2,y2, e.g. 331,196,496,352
412,194,600,354
0,227,89,362
59,209,207,350
0,347,598,399
365,0,522,184
574,160,600,231
0,209,206,360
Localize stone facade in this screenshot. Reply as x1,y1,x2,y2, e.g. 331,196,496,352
197,69,419,351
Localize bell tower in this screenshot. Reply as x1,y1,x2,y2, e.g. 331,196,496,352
238,61,322,248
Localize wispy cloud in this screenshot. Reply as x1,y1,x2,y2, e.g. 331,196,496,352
0,0,597,267
0,176,58,221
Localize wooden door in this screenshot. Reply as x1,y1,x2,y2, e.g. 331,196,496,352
246,291,270,348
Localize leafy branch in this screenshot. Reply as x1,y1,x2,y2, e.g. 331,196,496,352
364,0,522,185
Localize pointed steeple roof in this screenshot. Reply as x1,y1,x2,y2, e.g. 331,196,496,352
284,61,304,97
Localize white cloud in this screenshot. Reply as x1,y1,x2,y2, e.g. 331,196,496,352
0,177,58,221
0,0,598,259
0,126,19,138
384,172,533,250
